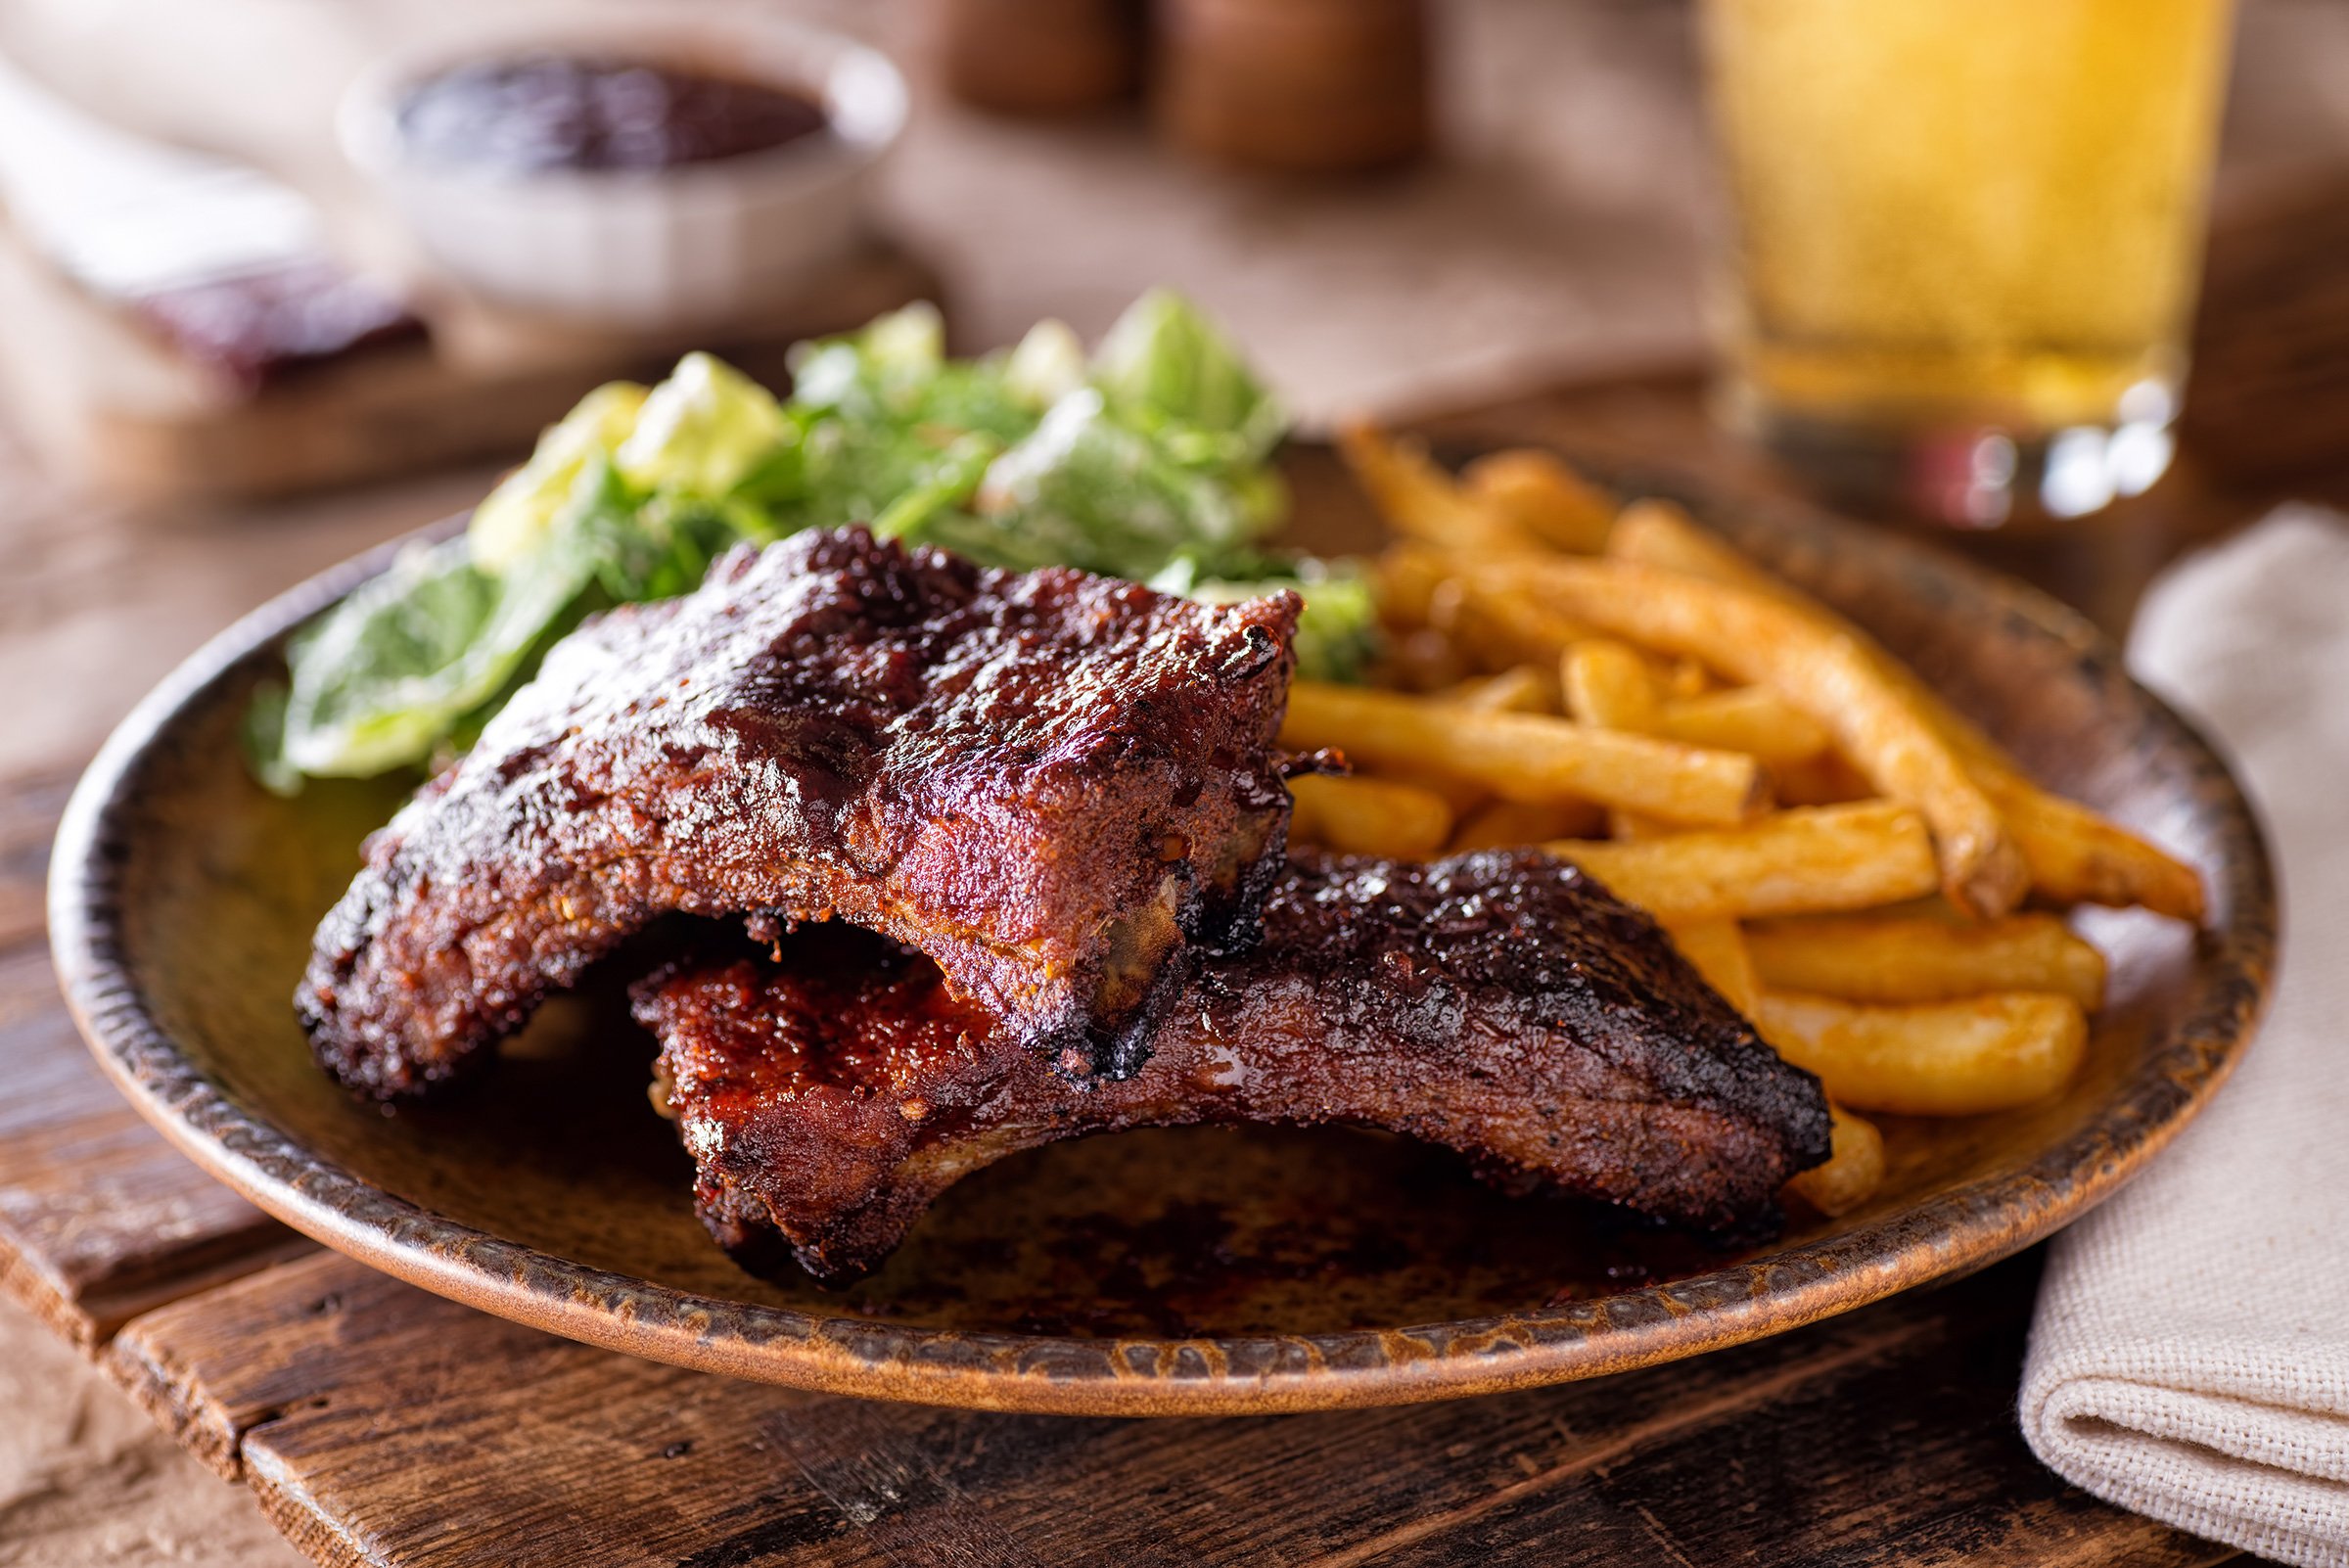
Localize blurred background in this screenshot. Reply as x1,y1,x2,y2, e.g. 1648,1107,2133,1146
2,0,2346,776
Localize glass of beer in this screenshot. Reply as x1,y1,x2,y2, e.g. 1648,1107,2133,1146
1700,0,2236,527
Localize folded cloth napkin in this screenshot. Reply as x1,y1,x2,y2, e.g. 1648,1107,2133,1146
2021,507,2349,1568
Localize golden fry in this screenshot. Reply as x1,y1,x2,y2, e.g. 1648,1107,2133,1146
1289,773,1454,859
1429,579,1585,672
1663,919,1761,1017
1378,627,1472,693
1283,681,1769,825
1440,666,1555,715
1564,640,1829,768
1373,763,1491,816
1772,750,1878,807
1340,425,1533,554
1419,571,1593,666
1656,687,1832,767
1375,547,1452,629
1784,1104,1886,1217
1560,638,1659,729
1606,497,1777,587
1754,991,2089,1116
1547,802,1938,923
1458,553,2026,917
1745,912,2107,1010
1606,497,2205,922
1460,448,1617,553
1982,773,2208,924
1662,657,1714,701
1449,798,1606,852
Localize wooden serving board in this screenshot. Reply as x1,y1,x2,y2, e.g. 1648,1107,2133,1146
0,372,2271,1566
0,229,940,506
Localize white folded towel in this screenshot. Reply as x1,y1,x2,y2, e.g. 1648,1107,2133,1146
2021,508,2349,1568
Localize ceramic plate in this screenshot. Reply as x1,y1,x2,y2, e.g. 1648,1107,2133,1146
50,453,2275,1414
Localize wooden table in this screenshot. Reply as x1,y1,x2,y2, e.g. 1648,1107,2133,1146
0,357,2303,1565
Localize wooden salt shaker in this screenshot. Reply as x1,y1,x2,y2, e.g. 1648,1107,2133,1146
1153,0,1430,172
933,0,1146,115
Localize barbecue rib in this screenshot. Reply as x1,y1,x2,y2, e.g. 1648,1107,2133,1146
300,529,1301,1098
634,848,1833,1285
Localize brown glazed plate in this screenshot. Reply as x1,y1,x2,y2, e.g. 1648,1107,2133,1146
49,447,2276,1415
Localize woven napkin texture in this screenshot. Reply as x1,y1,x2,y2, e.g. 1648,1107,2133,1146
2021,508,2349,1567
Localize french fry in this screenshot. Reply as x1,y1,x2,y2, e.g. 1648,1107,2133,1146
1340,425,1535,554
1460,448,1617,553
1546,802,1938,922
1655,686,1831,767
1982,773,2207,924
1289,773,1454,859
1456,553,2027,916
1283,681,1769,825
1785,1104,1886,1217
1419,568,1594,665
1772,750,1878,807
1450,798,1606,852
1376,547,1453,629
1379,627,1472,693
1663,919,1761,1017
1745,912,2107,1010
1373,764,1491,816
1440,666,1555,715
1606,497,1769,584
1429,579,1584,671
1661,657,1714,701
1607,496,2205,922
1754,991,2089,1116
1560,638,1659,729
1564,639,1830,767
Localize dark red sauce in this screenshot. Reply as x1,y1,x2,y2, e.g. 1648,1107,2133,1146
397,54,829,174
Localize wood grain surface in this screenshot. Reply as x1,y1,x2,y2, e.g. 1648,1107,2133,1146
102,1246,2234,1568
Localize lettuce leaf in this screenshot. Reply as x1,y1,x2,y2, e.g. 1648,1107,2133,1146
1152,551,1382,685
275,534,597,779
256,290,1368,788
1091,288,1283,462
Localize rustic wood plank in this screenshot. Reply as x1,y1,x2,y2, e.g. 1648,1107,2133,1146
0,767,70,951
0,223,940,507
103,1246,2227,1568
0,772,312,1347
110,1252,887,1567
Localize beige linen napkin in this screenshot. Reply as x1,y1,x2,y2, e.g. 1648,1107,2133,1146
2022,507,2349,1567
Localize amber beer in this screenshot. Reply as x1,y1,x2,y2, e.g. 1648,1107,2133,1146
1702,0,2235,524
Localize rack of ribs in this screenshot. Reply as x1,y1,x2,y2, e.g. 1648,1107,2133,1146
299,529,1301,1098
634,848,1834,1285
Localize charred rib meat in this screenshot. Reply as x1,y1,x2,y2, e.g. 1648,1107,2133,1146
635,849,1833,1285
299,529,1300,1097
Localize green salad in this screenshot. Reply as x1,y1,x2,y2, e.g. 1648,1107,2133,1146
251,290,1376,791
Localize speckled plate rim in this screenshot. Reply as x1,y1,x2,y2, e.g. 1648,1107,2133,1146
49,473,2278,1417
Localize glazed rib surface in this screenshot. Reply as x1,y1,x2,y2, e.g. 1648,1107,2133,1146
636,849,1833,1284
300,528,1301,1096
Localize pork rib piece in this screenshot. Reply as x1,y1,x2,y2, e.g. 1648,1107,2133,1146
634,848,1832,1285
300,529,1300,1098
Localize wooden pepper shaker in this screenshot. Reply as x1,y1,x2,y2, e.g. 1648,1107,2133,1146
1153,0,1431,172
932,0,1147,116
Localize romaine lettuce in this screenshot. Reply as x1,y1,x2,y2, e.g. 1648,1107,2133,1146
256,290,1376,786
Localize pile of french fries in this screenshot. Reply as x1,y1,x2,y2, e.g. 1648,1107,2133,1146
1287,426,2209,1220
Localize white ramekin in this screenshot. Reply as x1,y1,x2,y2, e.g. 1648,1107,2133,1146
338,12,907,330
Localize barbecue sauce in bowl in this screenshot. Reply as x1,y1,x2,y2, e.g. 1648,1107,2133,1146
397,54,829,174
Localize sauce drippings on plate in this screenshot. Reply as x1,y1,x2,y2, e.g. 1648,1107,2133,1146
397,54,829,173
